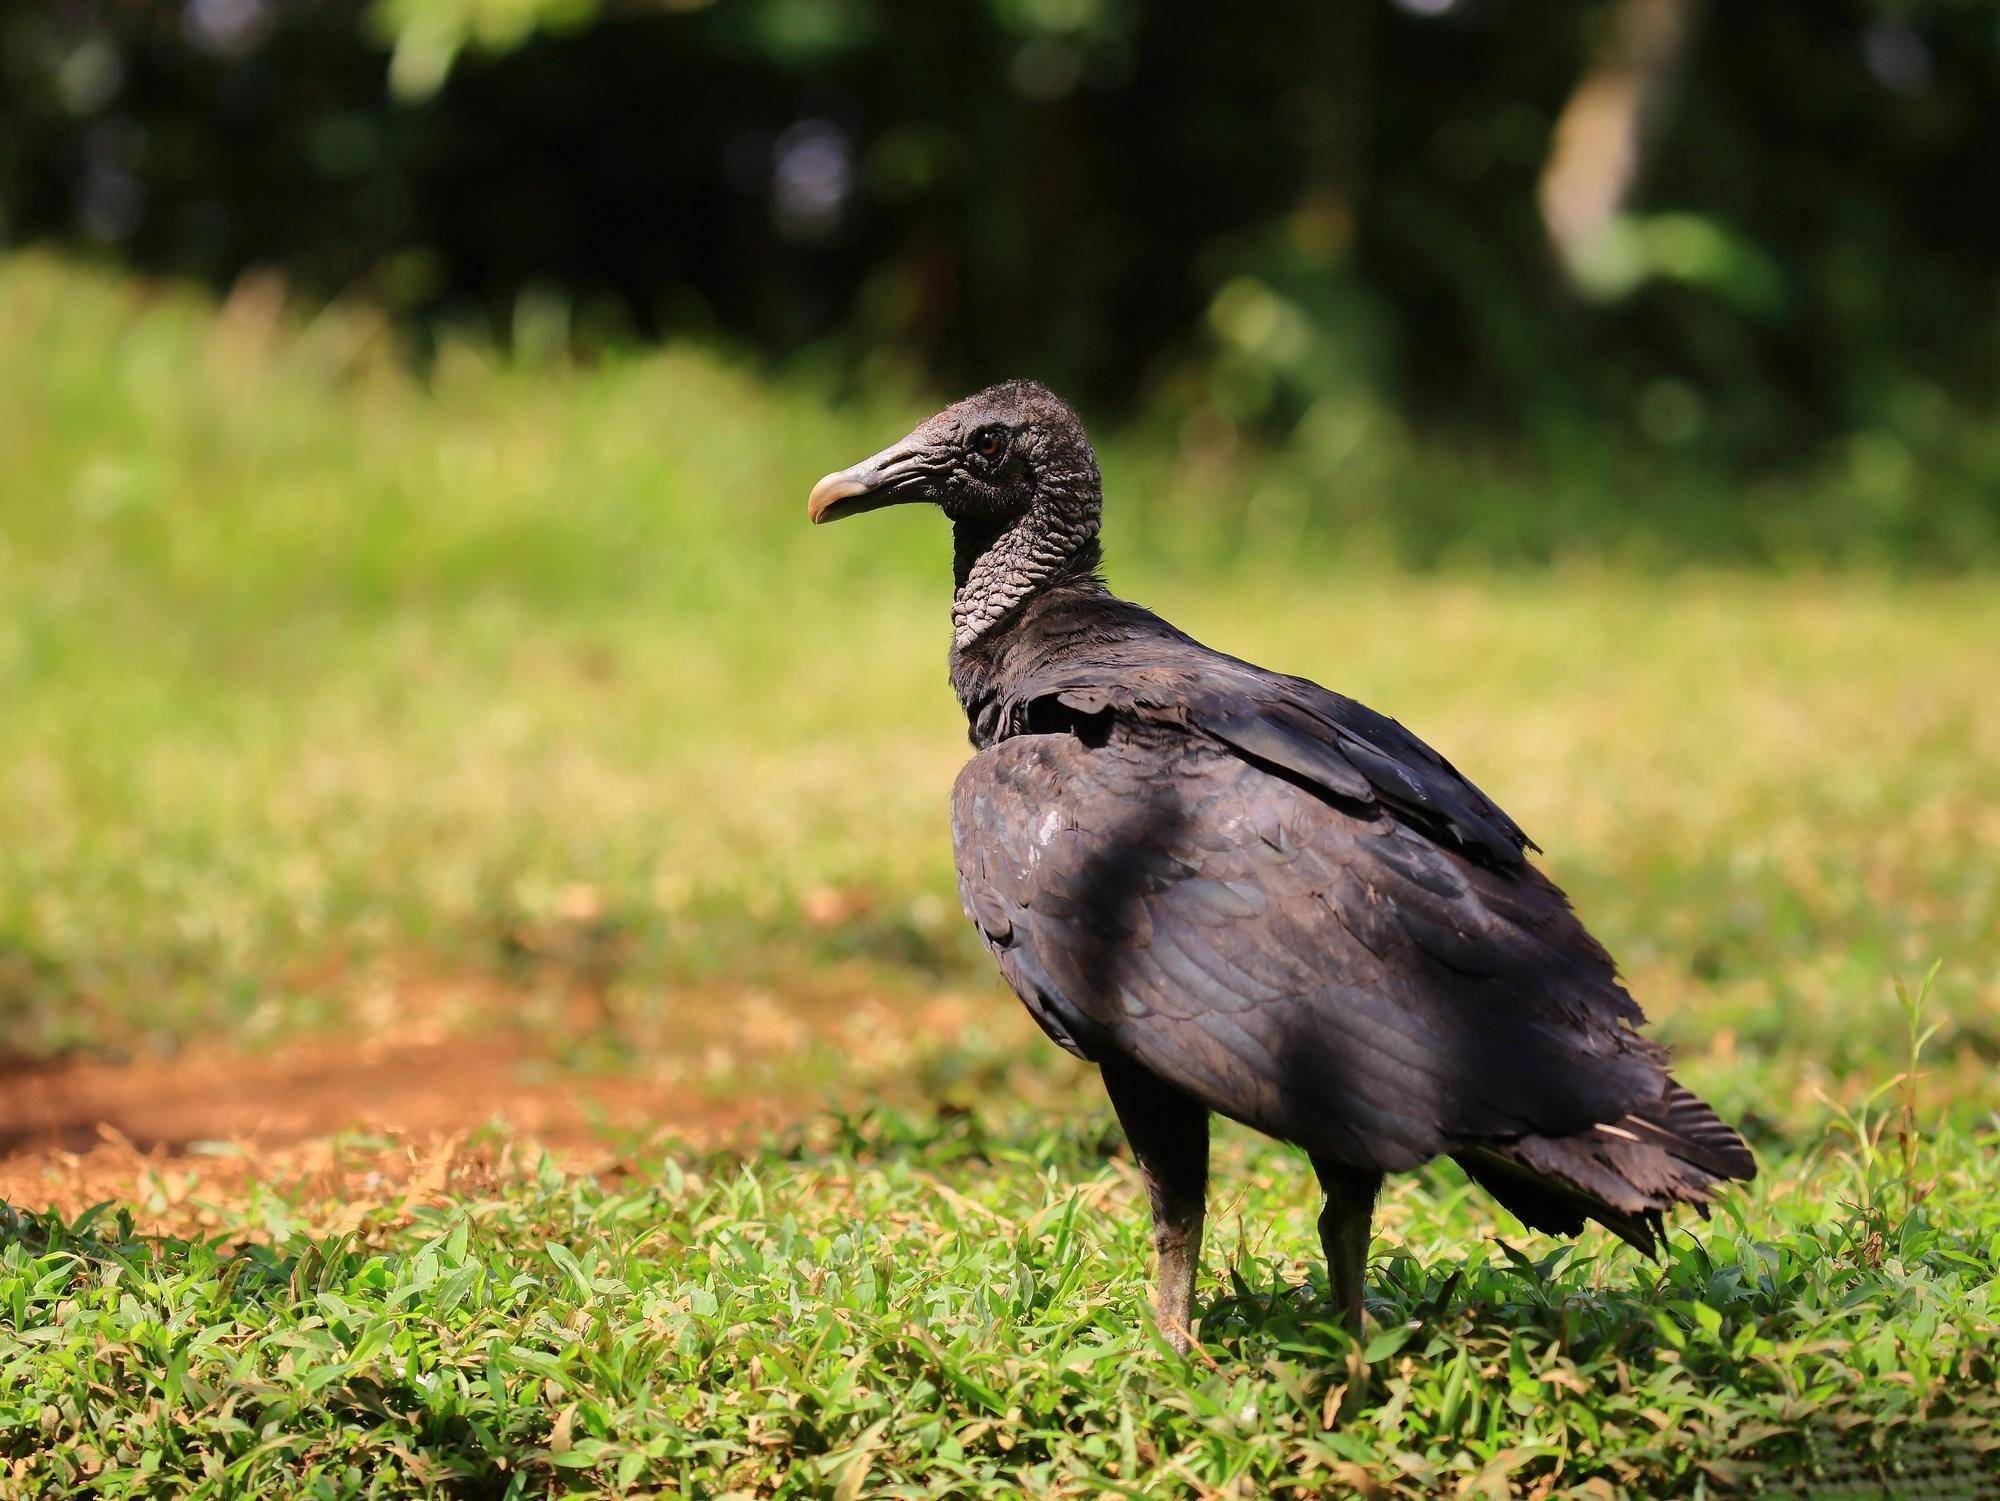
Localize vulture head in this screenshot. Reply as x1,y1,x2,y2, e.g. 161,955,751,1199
807,381,1101,535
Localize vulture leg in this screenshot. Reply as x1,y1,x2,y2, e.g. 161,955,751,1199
1103,1060,1209,1353
1311,1154,1382,1340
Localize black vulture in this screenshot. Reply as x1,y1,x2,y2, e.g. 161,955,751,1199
807,381,1754,1350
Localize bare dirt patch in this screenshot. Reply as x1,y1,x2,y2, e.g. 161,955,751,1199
0,1032,767,1236
0,977,992,1234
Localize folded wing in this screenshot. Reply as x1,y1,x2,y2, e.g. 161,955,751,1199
952,720,1664,1172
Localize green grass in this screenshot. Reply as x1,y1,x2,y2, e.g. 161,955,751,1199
1,255,1998,1496
4,1057,1997,1497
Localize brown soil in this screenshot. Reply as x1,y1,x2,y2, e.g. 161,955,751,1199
0,978,989,1236
0,1036,762,1237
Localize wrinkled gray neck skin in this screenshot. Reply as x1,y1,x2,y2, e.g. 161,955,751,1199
945,429,1108,745
948,499,1109,750
950,502,1100,650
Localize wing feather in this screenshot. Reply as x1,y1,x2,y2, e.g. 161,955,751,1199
952,725,1664,1172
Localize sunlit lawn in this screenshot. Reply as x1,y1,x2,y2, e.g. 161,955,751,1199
0,257,1996,1495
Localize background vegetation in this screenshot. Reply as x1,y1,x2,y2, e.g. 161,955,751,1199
1,0,1997,1494
5,0,2000,563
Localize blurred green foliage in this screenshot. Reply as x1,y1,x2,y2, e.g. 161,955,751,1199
1,1,1997,563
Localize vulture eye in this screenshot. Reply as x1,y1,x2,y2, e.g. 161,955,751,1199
972,426,1007,461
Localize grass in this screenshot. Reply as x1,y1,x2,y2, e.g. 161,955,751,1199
3,1046,1997,1497
0,255,1997,1496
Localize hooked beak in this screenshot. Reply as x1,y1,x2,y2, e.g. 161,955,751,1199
806,439,933,524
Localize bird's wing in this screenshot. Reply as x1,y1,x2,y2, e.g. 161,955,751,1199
1005,643,1535,870
952,724,1665,1172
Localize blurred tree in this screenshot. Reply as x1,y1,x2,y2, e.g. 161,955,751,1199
1540,0,1699,290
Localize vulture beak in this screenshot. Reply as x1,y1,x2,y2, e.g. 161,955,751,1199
807,440,932,524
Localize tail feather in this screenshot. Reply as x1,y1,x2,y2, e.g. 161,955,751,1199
1455,1077,1754,1255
